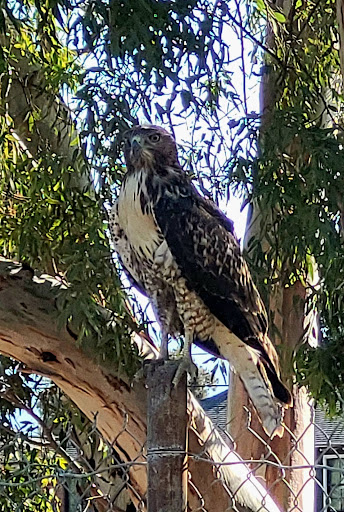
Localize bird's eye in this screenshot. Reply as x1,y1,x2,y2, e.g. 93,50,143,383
149,133,160,143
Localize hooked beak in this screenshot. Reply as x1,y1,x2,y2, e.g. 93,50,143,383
130,136,142,158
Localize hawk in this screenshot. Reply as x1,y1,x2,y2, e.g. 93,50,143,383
109,125,292,437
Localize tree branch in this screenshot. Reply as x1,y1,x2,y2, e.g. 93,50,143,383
0,258,281,512
0,20,90,193
0,33,78,166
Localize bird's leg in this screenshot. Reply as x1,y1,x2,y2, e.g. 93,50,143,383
172,328,197,387
159,331,169,360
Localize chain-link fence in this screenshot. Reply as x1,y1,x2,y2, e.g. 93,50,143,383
201,392,344,512
2,376,344,512
0,410,146,511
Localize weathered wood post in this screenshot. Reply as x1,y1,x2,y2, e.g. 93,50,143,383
146,360,188,512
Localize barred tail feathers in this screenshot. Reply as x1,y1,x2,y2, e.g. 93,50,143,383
213,324,290,438
240,369,285,438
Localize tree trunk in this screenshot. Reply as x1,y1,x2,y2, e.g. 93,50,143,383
0,22,90,197
227,2,318,510
227,206,316,511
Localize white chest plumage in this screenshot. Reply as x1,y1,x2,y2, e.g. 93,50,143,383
109,167,217,339
116,170,162,262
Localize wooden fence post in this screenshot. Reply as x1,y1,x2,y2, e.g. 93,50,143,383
146,360,188,512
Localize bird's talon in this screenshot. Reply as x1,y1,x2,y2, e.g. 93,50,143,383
172,359,197,388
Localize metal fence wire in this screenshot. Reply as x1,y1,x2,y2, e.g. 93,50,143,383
0,407,147,512
1,385,344,512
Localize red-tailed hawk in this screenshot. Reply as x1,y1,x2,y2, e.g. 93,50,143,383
109,125,292,437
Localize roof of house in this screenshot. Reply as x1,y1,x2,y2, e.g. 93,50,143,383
201,390,228,431
314,407,344,448
201,391,344,449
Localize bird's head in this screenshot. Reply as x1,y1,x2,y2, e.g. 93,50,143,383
123,125,180,172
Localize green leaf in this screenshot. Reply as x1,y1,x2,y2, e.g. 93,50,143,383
256,0,266,13
273,11,286,23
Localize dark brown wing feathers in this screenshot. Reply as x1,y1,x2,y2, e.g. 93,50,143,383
154,174,292,406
